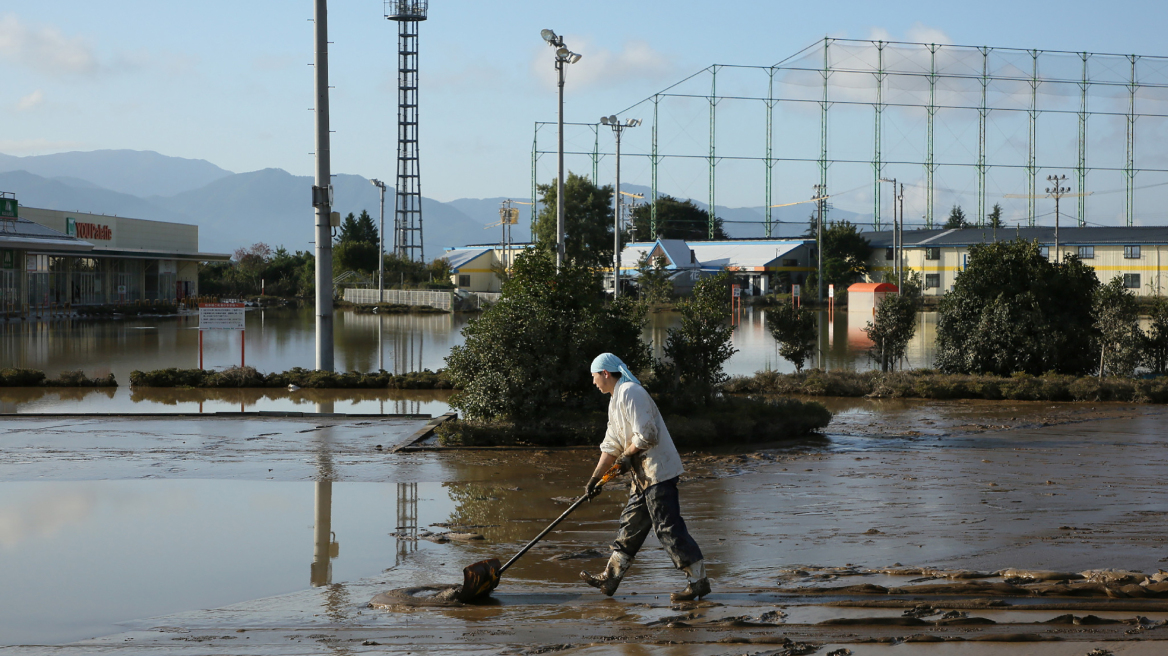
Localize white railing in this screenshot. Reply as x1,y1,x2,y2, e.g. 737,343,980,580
344,288,452,310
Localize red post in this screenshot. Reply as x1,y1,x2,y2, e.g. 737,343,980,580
199,330,204,369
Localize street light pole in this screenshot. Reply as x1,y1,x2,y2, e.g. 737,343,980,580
602,116,640,299
898,183,905,291
541,29,581,272
1047,174,1070,264
371,179,387,301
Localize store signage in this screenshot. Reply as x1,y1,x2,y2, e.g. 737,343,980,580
65,217,112,240
0,198,16,218
1,250,12,269
199,303,246,330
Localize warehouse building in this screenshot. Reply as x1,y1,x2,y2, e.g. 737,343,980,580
865,226,1168,297
0,201,229,310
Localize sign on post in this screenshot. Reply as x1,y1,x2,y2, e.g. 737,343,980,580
0,198,16,219
792,284,801,308
198,303,247,369
827,284,834,298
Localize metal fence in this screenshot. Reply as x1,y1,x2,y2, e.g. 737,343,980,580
344,288,453,310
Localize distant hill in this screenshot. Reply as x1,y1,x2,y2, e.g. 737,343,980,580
0,150,232,197
0,149,867,259
0,170,195,226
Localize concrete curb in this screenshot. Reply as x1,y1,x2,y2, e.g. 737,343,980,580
390,412,457,452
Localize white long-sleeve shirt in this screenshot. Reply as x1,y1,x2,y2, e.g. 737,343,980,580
599,380,684,488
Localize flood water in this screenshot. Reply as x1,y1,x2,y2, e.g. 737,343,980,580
4,405,1167,649
0,306,937,414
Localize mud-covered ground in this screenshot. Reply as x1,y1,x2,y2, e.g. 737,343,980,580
4,400,1168,654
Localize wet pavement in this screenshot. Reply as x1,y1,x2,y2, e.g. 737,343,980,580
3,401,1168,653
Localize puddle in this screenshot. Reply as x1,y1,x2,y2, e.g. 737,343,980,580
0,479,457,645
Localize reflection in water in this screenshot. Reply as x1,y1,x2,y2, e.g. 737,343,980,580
310,401,339,588
396,482,418,565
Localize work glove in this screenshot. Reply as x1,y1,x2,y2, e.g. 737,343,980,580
585,475,602,500
615,454,634,475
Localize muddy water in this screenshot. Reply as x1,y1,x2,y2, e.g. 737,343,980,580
1,306,939,414
5,404,1168,650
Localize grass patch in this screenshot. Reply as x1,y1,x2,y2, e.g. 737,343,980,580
435,395,832,448
128,366,452,389
724,369,1168,403
0,368,118,387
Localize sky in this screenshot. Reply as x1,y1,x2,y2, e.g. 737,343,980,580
3,0,1168,222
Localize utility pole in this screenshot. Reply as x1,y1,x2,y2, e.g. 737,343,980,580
541,29,581,272
311,0,333,371
898,183,905,292
813,184,826,303
371,179,387,300
602,116,640,298
879,177,898,294
1047,174,1070,264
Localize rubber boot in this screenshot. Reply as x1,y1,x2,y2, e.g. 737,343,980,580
580,551,632,596
670,560,711,602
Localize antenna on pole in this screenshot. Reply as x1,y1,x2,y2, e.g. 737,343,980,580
385,1,428,262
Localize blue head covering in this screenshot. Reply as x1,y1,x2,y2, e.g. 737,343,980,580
590,352,641,386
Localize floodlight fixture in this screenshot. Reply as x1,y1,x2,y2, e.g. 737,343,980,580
568,52,582,64
608,115,618,125
600,116,610,125
541,29,558,43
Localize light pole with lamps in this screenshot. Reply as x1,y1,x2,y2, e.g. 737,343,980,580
370,179,387,300
879,177,900,294
541,28,581,271
601,115,640,298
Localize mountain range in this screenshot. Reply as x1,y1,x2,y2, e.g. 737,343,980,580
0,150,857,257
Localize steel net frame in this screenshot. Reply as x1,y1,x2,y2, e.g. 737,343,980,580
532,38,1168,238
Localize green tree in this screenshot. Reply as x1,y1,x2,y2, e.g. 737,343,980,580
658,271,737,405
629,195,728,241
634,251,673,305
806,220,872,295
987,203,1003,228
766,303,817,372
445,248,648,420
334,240,380,273
935,239,1099,375
1144,296,1168,375
337,210,378,244
864,281,920,372
533,172,615,269
944,205,969,229
1093,276,1143,378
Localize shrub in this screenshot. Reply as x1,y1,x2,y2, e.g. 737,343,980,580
766,303,818,373
1093,276,1143,377
445,249,648,420
935,239,1099,375
657,271,737,406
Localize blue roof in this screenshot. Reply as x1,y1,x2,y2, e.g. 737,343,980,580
441,248,491,270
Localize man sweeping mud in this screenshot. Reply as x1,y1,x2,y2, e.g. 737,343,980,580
580,353,709,602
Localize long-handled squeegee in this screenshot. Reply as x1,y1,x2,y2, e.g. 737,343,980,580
456,462,623,602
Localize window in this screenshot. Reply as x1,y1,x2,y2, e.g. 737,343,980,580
885,247,894,261
1038,245,1049,259
1124,273,1141,289
925,247,940,260
782,258,797,267
1125,245,1141,259
457,275,470,287
1078,246,1094,259
925,273,940,289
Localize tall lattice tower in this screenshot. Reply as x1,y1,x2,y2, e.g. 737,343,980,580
385,1,427,261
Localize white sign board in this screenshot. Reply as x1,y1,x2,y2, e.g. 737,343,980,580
199,303,246,330
732,285,742,298
828,284,834,298
792,284,801,298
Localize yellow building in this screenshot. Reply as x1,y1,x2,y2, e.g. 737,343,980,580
865,227,1168,297
443,248,500,293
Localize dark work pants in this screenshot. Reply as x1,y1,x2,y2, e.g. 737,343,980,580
612,477,704,570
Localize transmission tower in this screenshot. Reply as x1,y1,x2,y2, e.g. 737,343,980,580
385,1,427,261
